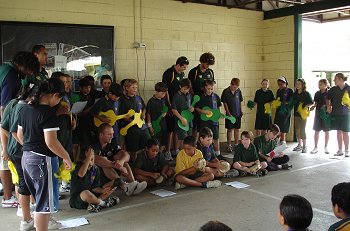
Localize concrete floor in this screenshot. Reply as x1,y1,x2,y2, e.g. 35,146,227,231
0,140,349,231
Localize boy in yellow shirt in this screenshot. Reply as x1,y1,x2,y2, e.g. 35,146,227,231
174,136,221,190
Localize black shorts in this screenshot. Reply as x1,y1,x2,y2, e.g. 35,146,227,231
70,195,89,209
125,127,151,152
9,155,31,196
331,114,350,132
192,112,200,132
188,171,204,180
255,114,272,130
153,130,167,146
274,112,291,133
225,117,241,129
165,114,175,132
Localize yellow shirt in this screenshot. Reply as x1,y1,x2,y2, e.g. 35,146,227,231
175,149,203,175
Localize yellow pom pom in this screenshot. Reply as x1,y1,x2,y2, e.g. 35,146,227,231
54,162,76,183
8,161,19,185
272,97,281,109
264,103,271,114
341,92,350,108
297,104,310,120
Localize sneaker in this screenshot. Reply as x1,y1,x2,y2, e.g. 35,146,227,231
174,182,186,190
302,146,307,153
59,184,70,193
20,219,34,231
334,150,344,156
278,141,287,147
257,169,268,177
310,147,318,154
345,151,349,157
239,170,248,177
124,181,138,196
133,181,147,195
2,196,19,208
324,147,329,154
293,144,302,151
87,203,101,213
104,196,120,208
281,163,292,170
48,218,62,230
163,151,173,161
224,169,239,178
206,180,222,188
226,145,233,153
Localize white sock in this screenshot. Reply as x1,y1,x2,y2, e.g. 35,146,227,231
98,200,106,207
214,151,221,156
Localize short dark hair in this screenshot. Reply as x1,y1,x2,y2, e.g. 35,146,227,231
98,123,112,134
200,221,232,231
202,79,215,88
269,124,280,135
176,56,189,66
79,78,91,88
51,72,65,79
180,78,191,88
155,82,168,92
32,45,46,54
100,75,113,85
230,78,240,86
241,131,254,141
145,138,160,149
183,136,196,147
199,127,213,139
200,52,215,65
84,75,95,88
13,51,40,74
109,83,123,97
280,194,313,230
331,182,350,216
31,78,65,106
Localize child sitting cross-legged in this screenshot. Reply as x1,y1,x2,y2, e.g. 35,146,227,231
133,138,175,187
232,131,268,177
70,146,120,213
174,136,222,190
197,127,238,178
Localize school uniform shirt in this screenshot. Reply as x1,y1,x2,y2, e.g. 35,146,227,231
328,216,350,231
275,87,294,114
234,143,259,163
70,163,101,204
146,96,166,128
18,104,60,157
175,149,203,175
188,65,215,95
314,90,328,111
118,94,145,129
196,142,216,162
0,63,22,108
196,92,222,127
253,135,277,155
293,91,313,117
221,87,243,117
171,91,192,115
22,67,48,88
327,84,350,115
162,65,185,103
133,149,167,173
254,88,275,116
93,140,121,162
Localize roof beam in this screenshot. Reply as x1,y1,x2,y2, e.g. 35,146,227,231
264,0,350,19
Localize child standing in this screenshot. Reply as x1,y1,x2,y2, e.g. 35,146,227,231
197,127,238,178
278,194,313,231
146,82,169,159
171,78,194,151
174,136,221,190
99,75,113,97
133,139,174,187
253,79,275,136
329,182,350,231
221,78,243,152
293,78,313,153
310,79,330,154
119,79,151,158
274,76,294,145
196,80,222,157
70,146,119,213
326,73,350,157
232,131,268,176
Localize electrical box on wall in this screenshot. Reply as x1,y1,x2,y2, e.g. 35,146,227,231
133,42,146,48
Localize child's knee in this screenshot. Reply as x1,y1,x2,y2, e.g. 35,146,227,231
232,162,241,169
261,161,268,169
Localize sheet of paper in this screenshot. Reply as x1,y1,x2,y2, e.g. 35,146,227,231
70,101,88,114
58,217,89,229
225,181,250,189
150,189,176,198
274,143,288,154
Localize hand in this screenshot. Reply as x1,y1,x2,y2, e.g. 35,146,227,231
149,127,154,136
278,152,284,157
180,117,187,126
189,106,194,112
203,110,211,115
63,158,72,170
56,105,69,116
85,148,94,163
1,150,9,161
151,172,161,179
266,157,272,162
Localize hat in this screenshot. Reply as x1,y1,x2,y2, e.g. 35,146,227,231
278,76,288,85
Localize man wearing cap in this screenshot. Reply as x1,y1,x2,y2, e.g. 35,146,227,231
162,56,189,160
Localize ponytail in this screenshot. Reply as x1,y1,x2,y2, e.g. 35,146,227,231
30,78,65,106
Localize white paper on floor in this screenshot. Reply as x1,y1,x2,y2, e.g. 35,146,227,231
150,189,176,197
225,181,250,189
58,217,89,229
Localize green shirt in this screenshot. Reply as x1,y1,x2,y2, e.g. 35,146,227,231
328,216,350,231
171,91,191,123
253,135,277,155
188,65,215,95
327,84,350,116
22,68,48,87
234,143,258,163
133,149,167,173
293,91,313,117
162,65,185,103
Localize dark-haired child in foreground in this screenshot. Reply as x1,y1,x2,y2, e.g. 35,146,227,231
278,194,313,231
329,182,350,231
174,136,222,190
70,146,119,213
199,220,232,231
197,127,238,178
133,139,174,187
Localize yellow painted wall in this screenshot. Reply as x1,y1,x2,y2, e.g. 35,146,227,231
0,0,295,141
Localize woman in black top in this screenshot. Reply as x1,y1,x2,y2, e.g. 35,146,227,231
17,78,72,231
